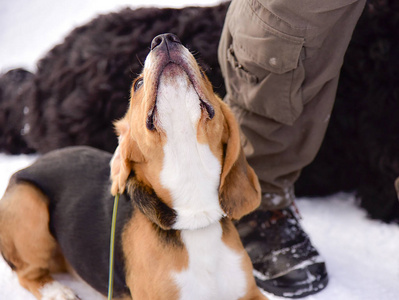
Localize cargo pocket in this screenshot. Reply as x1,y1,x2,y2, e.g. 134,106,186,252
225,0,305,125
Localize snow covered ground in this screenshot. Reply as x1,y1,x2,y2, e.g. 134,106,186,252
1,1,398,299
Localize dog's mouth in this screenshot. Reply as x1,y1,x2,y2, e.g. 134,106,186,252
144,35,215,131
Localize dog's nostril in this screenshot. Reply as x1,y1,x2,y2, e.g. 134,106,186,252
166,33,181,44
151,33,181,50
151,36,163,50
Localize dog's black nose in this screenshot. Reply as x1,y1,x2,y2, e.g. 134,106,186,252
151,33,181,50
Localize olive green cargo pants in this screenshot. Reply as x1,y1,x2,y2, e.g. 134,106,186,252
218,0,366,209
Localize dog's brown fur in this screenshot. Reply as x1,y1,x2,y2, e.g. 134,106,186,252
0,182,66,298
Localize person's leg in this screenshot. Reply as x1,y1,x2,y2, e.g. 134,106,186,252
218,0,366,297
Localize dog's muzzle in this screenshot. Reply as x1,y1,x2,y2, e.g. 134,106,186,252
145,33,215,131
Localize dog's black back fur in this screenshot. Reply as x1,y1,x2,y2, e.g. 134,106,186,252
14,146,131,297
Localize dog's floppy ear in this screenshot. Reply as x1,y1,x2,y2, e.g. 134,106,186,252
218,102,261,220
395,177,399,200
110,119,144,195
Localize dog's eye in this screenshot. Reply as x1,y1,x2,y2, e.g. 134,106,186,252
134,78,144,91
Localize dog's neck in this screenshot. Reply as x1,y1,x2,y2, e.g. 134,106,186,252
160,137,224,230
156,71,225,230
128,177,226,233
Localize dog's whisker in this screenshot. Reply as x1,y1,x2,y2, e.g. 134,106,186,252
136,54,144,68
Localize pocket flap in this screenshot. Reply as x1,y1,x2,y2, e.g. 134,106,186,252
233,31,304,75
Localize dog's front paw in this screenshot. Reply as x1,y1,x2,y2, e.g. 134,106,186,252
40,281,80,300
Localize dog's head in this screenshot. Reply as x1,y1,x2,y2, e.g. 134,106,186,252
111,33,260,230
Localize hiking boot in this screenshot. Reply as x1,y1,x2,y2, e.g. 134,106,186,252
236,204,328,298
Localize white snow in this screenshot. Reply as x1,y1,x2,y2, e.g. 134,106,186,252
1,1,399,299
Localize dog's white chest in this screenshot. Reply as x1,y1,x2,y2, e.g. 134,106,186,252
173,223,247,300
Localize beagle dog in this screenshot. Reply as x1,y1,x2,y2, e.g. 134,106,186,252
0,33,267,300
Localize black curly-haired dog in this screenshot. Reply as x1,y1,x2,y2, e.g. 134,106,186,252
0,3,228,155
0,0,398,222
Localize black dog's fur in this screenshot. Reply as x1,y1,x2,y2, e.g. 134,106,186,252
1,4,227,154
0,68,34,154
295,0,399,222
0,0,398,222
